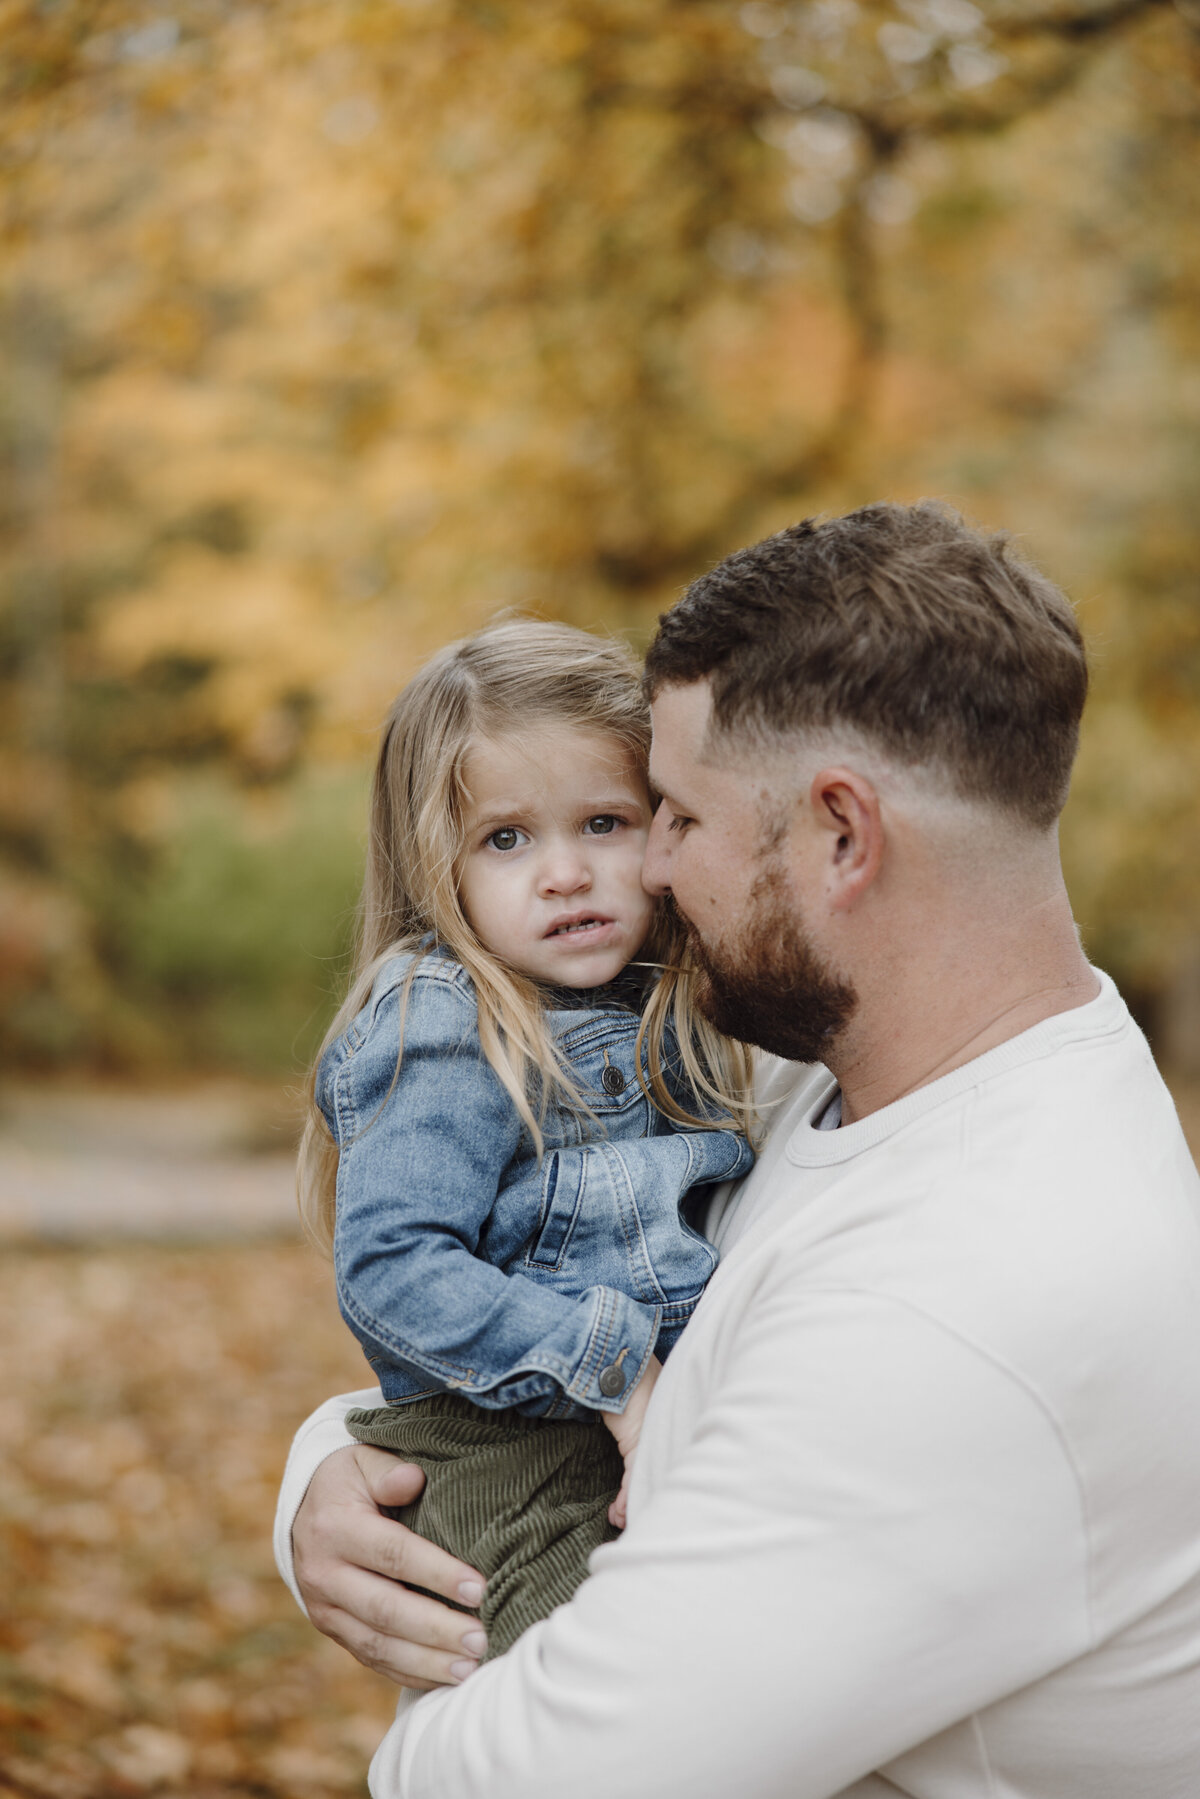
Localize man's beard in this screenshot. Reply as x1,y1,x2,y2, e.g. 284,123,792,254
680,862,858,1065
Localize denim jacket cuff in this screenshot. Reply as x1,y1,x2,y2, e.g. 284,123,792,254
567,1287,662,1415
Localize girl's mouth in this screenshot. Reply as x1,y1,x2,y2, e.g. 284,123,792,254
546,915,613,939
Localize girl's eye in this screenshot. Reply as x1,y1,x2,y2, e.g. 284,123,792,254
583,814,618,836
666,811,692,834
487,826,524,852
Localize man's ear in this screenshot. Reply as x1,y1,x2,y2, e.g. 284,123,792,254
808,766,883,911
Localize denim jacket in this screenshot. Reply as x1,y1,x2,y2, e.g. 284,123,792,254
319,946,754,1420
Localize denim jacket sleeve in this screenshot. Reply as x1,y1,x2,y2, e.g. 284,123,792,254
327,970,661,1417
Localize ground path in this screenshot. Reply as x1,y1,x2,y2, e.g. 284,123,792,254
1,1072,1197,1798
0,1081,302,1242
2,1073,1196,1243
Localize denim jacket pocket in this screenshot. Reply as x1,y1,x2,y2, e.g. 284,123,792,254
548,1015,652,1146
528,1152,585,1271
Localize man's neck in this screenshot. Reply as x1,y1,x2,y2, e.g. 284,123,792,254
829,892,1100,1126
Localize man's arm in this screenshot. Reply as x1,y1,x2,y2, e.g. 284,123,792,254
275,1392,489,1688
367,1286,1092,1798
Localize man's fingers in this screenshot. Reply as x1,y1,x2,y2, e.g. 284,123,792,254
336,1490,485,1606
291,1445,490,1684
310,1597,481,1691
304,1445,486,1605
314,1557,485,1659
299,1526,488,1689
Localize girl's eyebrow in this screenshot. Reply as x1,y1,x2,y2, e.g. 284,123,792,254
469,801,535,829
468,792,648,831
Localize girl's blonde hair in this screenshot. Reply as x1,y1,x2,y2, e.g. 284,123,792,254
298,619,755,1254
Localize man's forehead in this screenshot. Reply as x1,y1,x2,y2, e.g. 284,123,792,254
648,679,715,773
648,679,844,821
649,681,769,822
649,678,768,795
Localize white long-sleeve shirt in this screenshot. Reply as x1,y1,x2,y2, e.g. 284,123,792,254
276,973,1200,1798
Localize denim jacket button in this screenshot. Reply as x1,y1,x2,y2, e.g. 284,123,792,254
598,1363,627,1397
601,1065,626,1096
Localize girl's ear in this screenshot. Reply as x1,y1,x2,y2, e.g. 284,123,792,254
808,766,884,912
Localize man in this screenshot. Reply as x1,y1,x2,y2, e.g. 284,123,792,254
276,502,1200,1797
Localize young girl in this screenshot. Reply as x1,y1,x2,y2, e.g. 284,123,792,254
298,620,755,1660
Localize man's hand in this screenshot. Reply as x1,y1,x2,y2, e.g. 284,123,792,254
603,1356,661,1530
292,1444,489,1690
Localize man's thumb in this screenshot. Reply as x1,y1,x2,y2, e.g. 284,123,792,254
354,1444,427,1508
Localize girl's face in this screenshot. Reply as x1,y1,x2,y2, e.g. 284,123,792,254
457,725,656,989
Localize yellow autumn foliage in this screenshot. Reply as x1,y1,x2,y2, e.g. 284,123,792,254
0,0,1197,1068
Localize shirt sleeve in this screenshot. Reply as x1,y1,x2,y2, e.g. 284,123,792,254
272,1388,376,1613
333,979,659,1416
368,1282,1093,1799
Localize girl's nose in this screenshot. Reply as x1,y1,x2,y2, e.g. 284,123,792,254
537,845,592,897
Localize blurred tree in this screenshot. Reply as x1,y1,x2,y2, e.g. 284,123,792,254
0,0,1196,1069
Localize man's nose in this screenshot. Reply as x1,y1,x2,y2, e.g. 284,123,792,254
642,802,672,897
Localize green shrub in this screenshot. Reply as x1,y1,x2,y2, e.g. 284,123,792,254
102,769,368,1073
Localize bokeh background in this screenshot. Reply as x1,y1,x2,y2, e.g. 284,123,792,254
2,2,1198,1794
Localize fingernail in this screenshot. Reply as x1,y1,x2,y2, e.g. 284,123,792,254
450,1659,479,1682
460,1629,487,1657
457,1579,485,1606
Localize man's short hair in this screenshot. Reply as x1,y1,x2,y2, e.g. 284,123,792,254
644,501,1088,831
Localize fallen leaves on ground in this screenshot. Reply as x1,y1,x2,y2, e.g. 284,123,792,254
1,1241,398,1798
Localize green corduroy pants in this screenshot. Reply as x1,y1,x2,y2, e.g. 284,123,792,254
345,1394,623,1661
